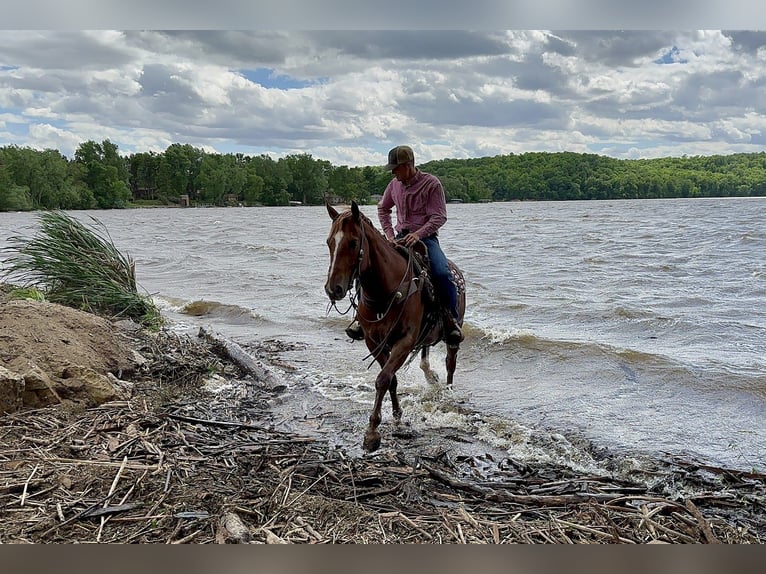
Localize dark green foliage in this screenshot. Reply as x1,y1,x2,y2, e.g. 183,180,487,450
2,211,163,329
74,140,131,208
421,151,766,202
2,142,766,210
0,145,88,210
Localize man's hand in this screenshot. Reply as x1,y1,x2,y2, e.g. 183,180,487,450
397,232,420,248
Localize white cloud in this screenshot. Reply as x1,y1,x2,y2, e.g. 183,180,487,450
1,30,766,165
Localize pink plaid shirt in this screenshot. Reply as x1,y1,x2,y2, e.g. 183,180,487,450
377,170,448,240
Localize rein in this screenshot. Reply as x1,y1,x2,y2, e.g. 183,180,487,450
359,217,417,316
354,215,421,363
326,212,367,317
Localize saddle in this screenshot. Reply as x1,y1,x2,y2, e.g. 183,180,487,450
394,242,436,307
393,241,462,347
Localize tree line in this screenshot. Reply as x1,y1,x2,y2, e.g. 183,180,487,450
2,140,766,211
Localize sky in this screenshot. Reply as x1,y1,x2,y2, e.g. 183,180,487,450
2,5,766,167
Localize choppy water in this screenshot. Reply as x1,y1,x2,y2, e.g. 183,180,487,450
2,198,765,472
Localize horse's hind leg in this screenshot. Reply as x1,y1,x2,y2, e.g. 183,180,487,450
420,347,439,385
388,374,402,424
446,344,459,386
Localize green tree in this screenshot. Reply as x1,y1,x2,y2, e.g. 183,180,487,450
1,146,73,209
283,153,327,205
129,151,160,200
327,165,368,203
242,162,265,205
156,143,203,201
74,140,131,208
197,154,227,205
248,154,291,206
0,158,32,211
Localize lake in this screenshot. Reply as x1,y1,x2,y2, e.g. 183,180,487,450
2,197,764,472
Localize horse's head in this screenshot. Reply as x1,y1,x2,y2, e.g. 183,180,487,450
324,201,364,302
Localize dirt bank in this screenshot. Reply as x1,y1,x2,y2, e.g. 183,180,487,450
1,289,764,543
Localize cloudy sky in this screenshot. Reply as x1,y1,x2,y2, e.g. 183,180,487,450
2,28,766,167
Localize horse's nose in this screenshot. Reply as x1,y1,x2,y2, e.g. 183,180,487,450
325,283,344,301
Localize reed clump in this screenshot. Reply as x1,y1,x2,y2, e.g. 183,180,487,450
2,211,162,329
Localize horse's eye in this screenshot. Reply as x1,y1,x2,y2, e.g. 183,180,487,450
349,239,357,250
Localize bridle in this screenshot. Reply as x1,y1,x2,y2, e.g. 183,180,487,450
327,212,422,363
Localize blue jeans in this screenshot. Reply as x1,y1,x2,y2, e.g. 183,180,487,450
421,236,459,319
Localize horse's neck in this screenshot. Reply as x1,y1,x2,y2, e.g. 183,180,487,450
360,228,409,297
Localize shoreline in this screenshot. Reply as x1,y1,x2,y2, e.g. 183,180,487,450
0,293,764,543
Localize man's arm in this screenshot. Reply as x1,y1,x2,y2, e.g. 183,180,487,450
413,178,447,239
377,184,396,240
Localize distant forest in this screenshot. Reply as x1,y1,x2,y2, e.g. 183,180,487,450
2,140,766,211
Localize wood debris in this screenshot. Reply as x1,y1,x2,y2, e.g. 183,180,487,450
1,329,764,544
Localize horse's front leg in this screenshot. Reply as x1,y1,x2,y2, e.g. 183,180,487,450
363,368,389,452
363,338,415,452
420,347,439,385
372,350,402,424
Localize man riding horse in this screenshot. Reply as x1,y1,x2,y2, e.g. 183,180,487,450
346,145,463,346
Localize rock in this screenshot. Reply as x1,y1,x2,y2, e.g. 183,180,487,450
216,512,252,544
18,361,62,407
130,350,149,368
0,365,24,414
58,364,127,406
3,358,126,409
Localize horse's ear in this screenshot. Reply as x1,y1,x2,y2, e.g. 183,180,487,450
351,201,359,219
326,202,339,220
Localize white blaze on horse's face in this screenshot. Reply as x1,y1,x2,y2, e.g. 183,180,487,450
327,229,344,284
325,221,353,301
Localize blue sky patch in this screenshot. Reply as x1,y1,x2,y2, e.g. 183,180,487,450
654,46,687,65
5,122,29,136
239,68,313,90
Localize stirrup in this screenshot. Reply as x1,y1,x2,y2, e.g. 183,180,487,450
345,322,364,341
446,326,464,346
444,315,464,345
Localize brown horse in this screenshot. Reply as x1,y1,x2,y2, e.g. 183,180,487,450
324,201,466,451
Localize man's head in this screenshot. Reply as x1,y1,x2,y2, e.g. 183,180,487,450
384,145,414,171
384,145,416,182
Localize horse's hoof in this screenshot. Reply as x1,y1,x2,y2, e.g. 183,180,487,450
363,431,381,452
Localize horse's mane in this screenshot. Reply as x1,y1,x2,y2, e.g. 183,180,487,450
338,208,389,245
339,207,420,266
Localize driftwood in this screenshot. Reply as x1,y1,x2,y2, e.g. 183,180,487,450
1,328,764,544
197,327,284,390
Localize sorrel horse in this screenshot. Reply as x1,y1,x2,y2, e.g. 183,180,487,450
324,201,466,452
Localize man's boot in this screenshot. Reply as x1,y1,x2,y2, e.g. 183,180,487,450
443,313,463,346
345,321,364,341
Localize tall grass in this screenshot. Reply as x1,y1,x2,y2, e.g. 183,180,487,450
2,211,163,329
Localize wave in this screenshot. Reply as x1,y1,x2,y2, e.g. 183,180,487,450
467,322,766,399
472,324,677,368
154,296,269,325
292,350,632,474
